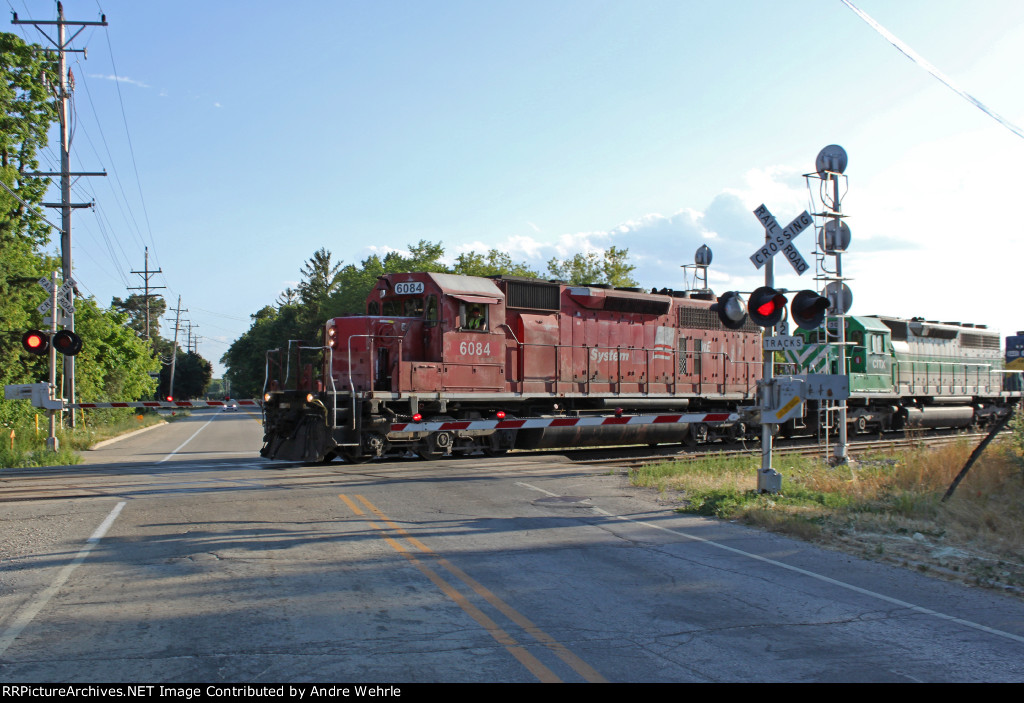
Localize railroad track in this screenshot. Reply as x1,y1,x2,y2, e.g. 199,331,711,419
565,429,1005,469
0,429,1005,503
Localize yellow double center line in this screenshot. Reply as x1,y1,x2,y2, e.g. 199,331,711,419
338,494,606,683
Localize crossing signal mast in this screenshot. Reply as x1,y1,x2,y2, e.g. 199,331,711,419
807,145,853,464
710,147,851,492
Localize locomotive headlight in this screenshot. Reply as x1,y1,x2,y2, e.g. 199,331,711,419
264,393,272,403
306,393,315,403
327,327,336,348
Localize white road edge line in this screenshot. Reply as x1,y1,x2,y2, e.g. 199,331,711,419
157,415,218,463
515,481,1024,645
0,501,127,656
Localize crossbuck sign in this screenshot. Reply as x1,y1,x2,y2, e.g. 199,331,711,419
749,205,813,275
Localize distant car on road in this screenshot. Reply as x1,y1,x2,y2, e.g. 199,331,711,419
222,401,239,412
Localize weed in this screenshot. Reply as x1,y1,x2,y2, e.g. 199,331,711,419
629,439,1024,598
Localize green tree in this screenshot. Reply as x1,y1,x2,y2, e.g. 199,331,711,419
547,246,636,287
0,33,59,426
452,249,540,278
111,293,167,340
72,299,161,407
0,32,57,248
296,248,342,340
221,305,302,398
158,350,212,401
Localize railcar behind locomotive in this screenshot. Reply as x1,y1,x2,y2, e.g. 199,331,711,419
782,315,1019,435
261,272,763,462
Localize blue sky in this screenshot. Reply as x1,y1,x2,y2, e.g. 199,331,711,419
10,0,1024,378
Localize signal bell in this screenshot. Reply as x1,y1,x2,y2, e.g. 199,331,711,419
748,286,787,327
22,330,49,355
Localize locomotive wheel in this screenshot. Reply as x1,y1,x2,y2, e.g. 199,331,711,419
318,450,337,465
684,423,708,448
417,430,454,460
365,432,389,458
853,416,868,435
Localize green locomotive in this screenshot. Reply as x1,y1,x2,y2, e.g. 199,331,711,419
782,315,1016,435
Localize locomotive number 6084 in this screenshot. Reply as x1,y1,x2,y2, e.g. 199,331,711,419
459,341,492,356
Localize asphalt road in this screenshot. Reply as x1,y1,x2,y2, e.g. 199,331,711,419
1,408,1022,683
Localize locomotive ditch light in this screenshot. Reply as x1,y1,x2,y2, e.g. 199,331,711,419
22,330,49,355
713,291,748,330
52,330,83,356
790,290,831,330
747,286,787,328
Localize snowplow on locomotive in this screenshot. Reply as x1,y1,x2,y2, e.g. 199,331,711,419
260,272,762,462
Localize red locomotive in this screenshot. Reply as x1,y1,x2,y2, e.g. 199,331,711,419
260,272,763,462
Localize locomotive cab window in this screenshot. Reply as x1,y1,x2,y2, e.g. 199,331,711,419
382,297,424,317
461,303,488,331
424,295,439,327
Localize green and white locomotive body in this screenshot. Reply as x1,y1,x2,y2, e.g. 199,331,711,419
784,315,1012,435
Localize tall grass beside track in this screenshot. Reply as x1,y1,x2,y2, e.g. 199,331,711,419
631,415,1024,595
0,409,166,468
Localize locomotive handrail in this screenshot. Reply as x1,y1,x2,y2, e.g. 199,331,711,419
894,358,1001,396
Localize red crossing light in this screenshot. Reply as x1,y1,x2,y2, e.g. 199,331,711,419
748,287,787,327
22,330,49,355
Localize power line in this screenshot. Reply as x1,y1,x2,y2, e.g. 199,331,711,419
841,0,1024,141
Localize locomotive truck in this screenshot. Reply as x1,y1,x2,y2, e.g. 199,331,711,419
260,272,763,462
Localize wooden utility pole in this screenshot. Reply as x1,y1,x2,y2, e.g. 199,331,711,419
128,248,165,339
168,297,187,400
14,2,108,426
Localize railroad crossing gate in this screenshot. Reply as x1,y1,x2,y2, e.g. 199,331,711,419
4,383,64,410
761,374,850,424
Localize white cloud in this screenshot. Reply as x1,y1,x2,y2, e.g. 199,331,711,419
88,73,150,88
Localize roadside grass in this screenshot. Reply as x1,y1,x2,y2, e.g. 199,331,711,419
0,410,166,469
630,436,1024,595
